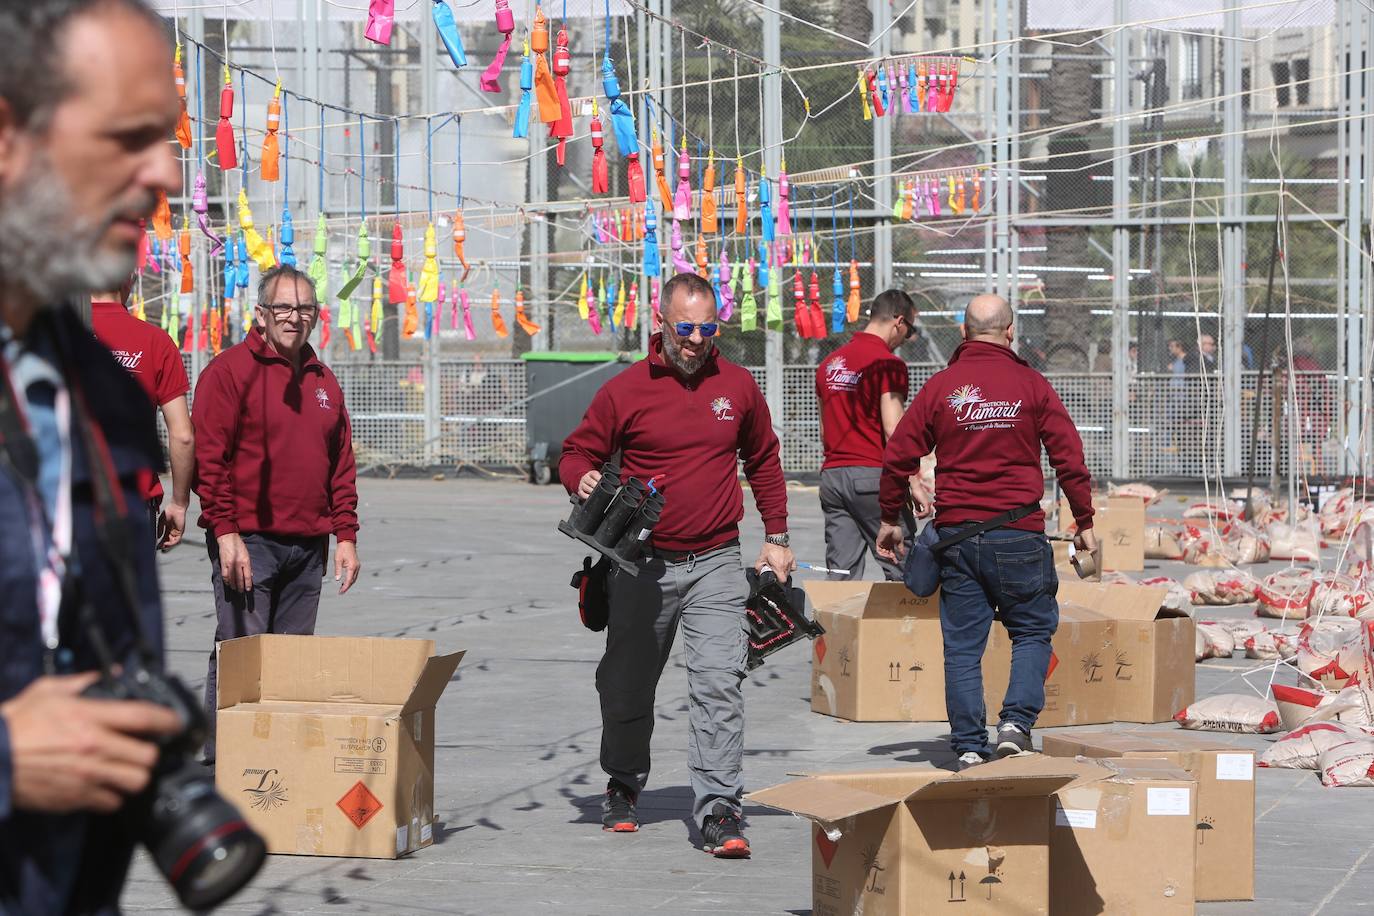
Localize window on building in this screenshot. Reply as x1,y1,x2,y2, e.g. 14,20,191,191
1241,67,1251,111
1272,60,1291,107
1293,58,1311,105
1181,35,1203,99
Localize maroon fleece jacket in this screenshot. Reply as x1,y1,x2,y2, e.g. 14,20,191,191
193,329,359,541
559,335,788,552
879,340,1094,532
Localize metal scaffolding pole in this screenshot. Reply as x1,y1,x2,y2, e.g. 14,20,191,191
762,0,784,437
1341,0,1369,476
1110,0,1130,478
871,0,893,292
1221,6,1244,477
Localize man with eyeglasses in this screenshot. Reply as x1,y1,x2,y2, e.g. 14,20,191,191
191,263,360,765
815,289,918,581
560,271,792,858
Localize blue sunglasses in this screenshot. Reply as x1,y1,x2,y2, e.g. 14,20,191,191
673,322,719,338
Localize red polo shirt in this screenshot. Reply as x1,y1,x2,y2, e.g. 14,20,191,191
816,331,909,469
90,300,189,502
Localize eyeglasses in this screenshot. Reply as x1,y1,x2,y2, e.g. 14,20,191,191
260,303,320,320
897,315,916,340
673,321,719,338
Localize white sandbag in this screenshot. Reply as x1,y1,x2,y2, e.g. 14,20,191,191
1195,622,1236,661
1183,499,1244,521
1109,482,1167,506
1221,521,1271,564
1295,619,1364,690
1174,693,1281,734
1270,683,1370,731
1319,738,1374,787
1256,569,1316,619
1185,569,1260,605
1138,576,1193,613
1245,630,1296,660
1321,488,1357,537
1144,525,1184,560
1261,721,1373,770
1268,520,1322,561
1310,574,1374,619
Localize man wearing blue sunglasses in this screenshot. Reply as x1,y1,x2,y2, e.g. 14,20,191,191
561,271,793,858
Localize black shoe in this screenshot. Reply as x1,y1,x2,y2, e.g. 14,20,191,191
701,803,751,858
995,722,1033,758
602,780,639,832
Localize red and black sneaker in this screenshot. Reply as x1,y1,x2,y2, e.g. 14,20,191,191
602,780,640,832
701,804,751,858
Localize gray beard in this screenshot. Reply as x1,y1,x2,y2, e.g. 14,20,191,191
0,154,141,306
662,331,713,376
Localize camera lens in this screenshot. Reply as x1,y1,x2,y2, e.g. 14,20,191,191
134,764,267,911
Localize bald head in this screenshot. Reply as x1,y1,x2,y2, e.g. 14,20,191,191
964,294,1013,341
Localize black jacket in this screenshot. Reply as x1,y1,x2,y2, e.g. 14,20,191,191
0,306,165,915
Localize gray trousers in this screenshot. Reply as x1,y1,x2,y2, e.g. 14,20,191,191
203,533,327,761
820,466,910,581
597,543,750,823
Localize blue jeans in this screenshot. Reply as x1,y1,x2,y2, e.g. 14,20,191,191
937,527,1059,755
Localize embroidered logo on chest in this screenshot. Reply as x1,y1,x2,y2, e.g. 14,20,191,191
824,356,862,392
315,387,332,410
710,396,736,422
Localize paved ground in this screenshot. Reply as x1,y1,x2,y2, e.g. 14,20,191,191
120,479,1374,914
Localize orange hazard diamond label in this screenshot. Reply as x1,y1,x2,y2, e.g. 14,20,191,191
814,636,827,664
815,826,839,869
1045,650,1059,682
336,780,384,829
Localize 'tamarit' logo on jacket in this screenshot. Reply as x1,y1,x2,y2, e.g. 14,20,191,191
315,387,332,410
711,396,736,421
947,383,1023,429
824,356,863,392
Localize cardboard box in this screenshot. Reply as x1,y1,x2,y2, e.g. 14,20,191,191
807,582,947,722
1061,496,1146,572
1041,729,1255,901
1059,580,1195,723
982,603,1117,727
215,634,464,859
749,756,1081,916
1051,758,1197,915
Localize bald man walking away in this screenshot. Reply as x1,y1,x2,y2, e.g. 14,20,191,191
876,295,1097,770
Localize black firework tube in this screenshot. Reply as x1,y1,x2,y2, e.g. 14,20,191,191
614,490,664,562
569,461,622,534
593,477,648,547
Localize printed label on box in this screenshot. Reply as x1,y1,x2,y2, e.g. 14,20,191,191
420,821,433,844
1146,787,1191,816
334,757,388,775
1216,753,1254,781
395,825,408,854
1054,805,1098,829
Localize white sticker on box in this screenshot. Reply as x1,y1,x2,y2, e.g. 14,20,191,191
1055,806,1097,829
1216,753,1254,781
396,825,409,854
421,821,433,844
413,711,422,742
1146,787,1191,816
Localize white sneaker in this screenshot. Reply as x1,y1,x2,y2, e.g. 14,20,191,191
956,752,987,771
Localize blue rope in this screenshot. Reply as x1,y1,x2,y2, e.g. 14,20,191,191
318,106,326,211
282,89,289,205
425,116,434,220
239,69,248,183
456,115,462,203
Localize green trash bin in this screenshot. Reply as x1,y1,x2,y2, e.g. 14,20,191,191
522,351,641,484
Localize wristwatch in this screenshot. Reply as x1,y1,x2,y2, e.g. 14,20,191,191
765,533,790,548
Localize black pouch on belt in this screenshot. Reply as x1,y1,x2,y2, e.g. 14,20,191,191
570,555,613,632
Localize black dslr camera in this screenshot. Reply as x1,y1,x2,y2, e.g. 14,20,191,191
81,661,266,911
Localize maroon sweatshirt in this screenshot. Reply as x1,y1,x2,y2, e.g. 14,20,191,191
193,329,359,541
559,335,788,552
879,340,1094,532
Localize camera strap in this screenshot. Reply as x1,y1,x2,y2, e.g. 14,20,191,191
0,311,150,667
0,332,75,656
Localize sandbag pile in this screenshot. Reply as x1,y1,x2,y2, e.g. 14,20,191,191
1255,568,1316,619
1261,721,1374,770
1185,569,1260,605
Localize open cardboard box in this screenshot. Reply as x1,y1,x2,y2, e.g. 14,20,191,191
749,755,1082,916
215,634,463,859
1060,496,1147,572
